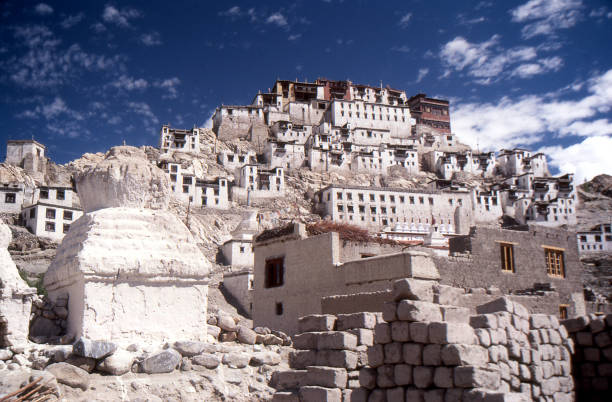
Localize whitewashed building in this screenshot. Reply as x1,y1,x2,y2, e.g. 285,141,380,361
577,224,612,254
159,125,201,154
21,202,83,241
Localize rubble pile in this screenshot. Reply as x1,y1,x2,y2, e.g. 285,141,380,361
207,313,291,347
562,313,612,401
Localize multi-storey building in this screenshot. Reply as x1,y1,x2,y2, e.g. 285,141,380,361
217,150,257,171
577,223,612,254
424,150,496,180
497,148,548,177
158,160,229,209
407,94,451,135
159,125,201,154
314,184,478,233
21,202,83,241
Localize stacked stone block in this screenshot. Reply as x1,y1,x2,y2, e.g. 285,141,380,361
271,312,378,401
562,313,612,401
360,279,575,401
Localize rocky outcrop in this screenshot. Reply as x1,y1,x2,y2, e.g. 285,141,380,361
75,146,170,212
0,223,36,347
43,147,210,343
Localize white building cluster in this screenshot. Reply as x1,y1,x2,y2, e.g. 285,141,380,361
1,140,83,241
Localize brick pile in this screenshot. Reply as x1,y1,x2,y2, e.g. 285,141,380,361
562,313,612,401
270,312,378,401
360,279,575,401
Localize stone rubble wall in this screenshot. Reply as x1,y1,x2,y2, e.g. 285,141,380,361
270,279,576,401
561,313,612,401
28,294,70,344
270,312,379,401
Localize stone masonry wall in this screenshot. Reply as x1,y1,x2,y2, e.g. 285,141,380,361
270,279,577,401
561,313,612,401
270,312,379,401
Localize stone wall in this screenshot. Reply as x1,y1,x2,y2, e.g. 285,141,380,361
270,279,577,401
270,312,379,401
562,313,612,401
437,225,585,317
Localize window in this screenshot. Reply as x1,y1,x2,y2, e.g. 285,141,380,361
4,193,15,203
499,243,514,273
63,224,70,233
29,208,35,219
606,235,612,241
240,246,245,253
40,189,49,199
183,177,193,185
580,235,587,242
183,186,189,193
63,211,73,220
595,235,602,242
265,257,284,288
170,174,177,182
409,196,415,204
559,305,568,320
56,189,65,200
45,221,55,232
46,208,56,219
544,248,565,277
275,302,283,316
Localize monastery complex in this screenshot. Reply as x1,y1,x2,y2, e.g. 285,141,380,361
0,77,610,401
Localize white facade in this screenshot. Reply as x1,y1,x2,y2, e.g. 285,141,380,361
0,184,25,214
238,164,284,192
425,151,496,180
264,141,306,169
217,150,257,171
159,160,229,209
222,270,253,316
497,149,549,177
315,185,474,232
21,203,83,241
5,140,46,167
159,125,200,154
328,100,412,138
577,224,612,254
33,186,76,208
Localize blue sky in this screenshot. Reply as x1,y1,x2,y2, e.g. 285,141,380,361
0,0,611,182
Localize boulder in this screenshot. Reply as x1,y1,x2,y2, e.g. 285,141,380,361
97,349,134,375
222,352,250,368
173,341,207,357
141,349,181,374
46,362,90,390
217,315,237,332
65,355,97,373
237,326,257,345
72,338,117,359
250,351,282,366
192,353,220,369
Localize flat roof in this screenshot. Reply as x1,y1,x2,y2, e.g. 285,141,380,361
317,184,469,195
7,139,46,149
23,202,83,211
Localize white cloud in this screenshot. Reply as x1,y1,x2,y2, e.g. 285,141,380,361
416,68,429,83
111,75,149,91
511,56,563,78
127,101,159,132
34,3,53,15
558,119,612,137
439,35,560,83
154,77,181,99
219,6,241,17
538,136,612,183
451,69,612,152
288,34,302,41
140,32,162,46
102,4,141,28
61,13,85,29
510,0,582,38
91,22,106,33
398,13,412,27
459,16,486,25
1,26,123,88
266,12,287,27
391,45,410,53
18,97,86,138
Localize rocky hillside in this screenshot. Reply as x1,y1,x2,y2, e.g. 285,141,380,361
576,174,612,231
